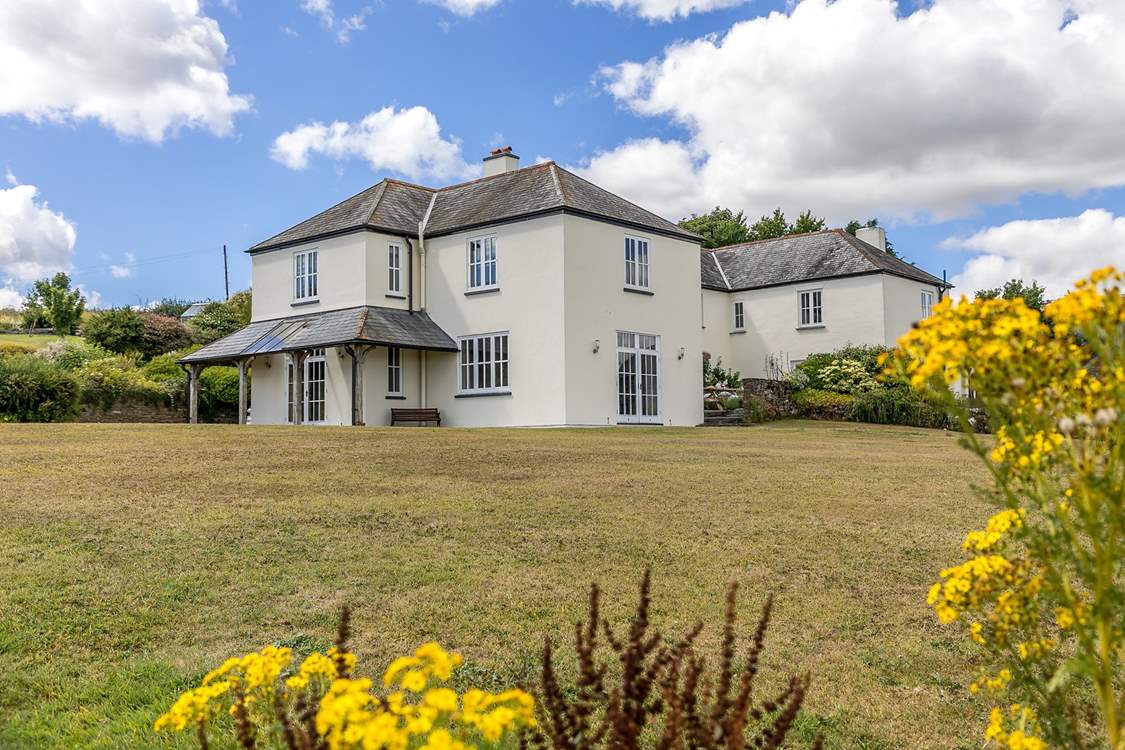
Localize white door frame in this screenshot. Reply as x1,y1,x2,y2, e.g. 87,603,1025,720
616,331,661,424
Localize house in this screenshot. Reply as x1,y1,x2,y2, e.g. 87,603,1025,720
179,302,208,321
179,148,706,427
700,227,950,379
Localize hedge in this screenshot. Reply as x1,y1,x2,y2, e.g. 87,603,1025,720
0,354,80,422
791,388,855,420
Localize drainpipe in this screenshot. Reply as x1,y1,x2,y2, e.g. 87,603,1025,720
345,344,358,426
404,237,414,315
418,199,435,408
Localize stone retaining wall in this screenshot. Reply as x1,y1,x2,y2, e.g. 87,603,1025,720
742,378,797,417
77,399,238,424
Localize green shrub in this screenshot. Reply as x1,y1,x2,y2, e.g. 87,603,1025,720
189,291,251,345
148,298,194,318
848,387,950,429
141,353,187,384
0,307,24,329
0,355,79,422
792,388,855,420
720,395,742,410
199,367,241,415
36,339,113,370
138,313,192,358
703,355,741,388
796,344,893,391
742,394,771,424
817,359,879,394
74,355,174,408
83,308,145,354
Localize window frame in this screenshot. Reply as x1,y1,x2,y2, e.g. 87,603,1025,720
457,331,510,396
466,235,499,292
387,243,403,297
623,235,651,291
921,289,934,319
292,248,319,304
387,346,403,396
797,288,824,328
732,300,746,332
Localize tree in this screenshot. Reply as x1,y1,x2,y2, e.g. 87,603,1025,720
845,218,899,258
975,278,1049,313
23,273,85,335
748,208,827,241
748,208,790,240
678,207,751,249
83,308,145,354
148,298,194,318
188,290,252,345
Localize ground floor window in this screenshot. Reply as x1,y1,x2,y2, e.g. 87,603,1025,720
458,332,509,394
617,331,660,423
287,348,327,423
387,347,403,396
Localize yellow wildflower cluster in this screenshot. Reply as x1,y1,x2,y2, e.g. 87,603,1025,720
970,668,1012,696
985,704,1048,750
963,509,1024,552
894,267,1125,750
927,554,1043,644
156,640,534,750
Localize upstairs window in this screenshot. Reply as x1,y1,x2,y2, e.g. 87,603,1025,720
388,244,402,295
733,301,746,331
293,249,318,301
798,289,823,327
459,332,509,394
387,347,403,396
921,290,934,319
624,236,650,290
467,236,498,290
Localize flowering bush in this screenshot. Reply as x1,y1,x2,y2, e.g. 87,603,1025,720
155,609,535,750
887,267,1124,749
816,359,878,394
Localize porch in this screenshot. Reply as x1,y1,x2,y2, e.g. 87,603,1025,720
177,306,458,426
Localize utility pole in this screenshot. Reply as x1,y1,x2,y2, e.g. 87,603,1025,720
222,244,230,300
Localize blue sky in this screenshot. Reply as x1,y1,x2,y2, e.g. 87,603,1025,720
2,0,1124,308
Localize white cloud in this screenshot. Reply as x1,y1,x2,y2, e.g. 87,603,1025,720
109,252,137,279
946,209,1125,298
582,0,1125,222
301,0,371,43
271,106,477,183
4,168,17,187
0,183,77,284
576,0,749,21
0,0,251,143
0,286,23,309
421,0,502,16
77,285,102,309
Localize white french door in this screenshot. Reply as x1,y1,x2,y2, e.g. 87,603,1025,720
287,348,327,423
616,332,660,424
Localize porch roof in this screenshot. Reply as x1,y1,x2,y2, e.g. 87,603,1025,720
178,305,458,365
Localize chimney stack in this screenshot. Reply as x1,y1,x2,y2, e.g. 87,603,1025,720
483,146,520,177
855,226,887,253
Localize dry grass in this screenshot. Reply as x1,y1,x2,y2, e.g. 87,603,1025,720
0,422,991,749
0,333,81,351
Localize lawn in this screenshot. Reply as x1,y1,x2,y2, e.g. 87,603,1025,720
0,333,82,351
0,422,991,749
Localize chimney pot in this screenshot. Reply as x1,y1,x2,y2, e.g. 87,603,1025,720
483,146,520,177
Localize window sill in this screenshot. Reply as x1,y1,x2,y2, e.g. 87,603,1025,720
623,286,654,296
616,421,663,426
455,391,512,399
730,329,747,335
385,292,406,299
291,298,320,307
465,287,500,297
796,324,826,330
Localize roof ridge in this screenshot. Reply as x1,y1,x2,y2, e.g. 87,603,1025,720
710,251,731,290
438,161,556,192
382,178,437,192
364,182,389,226
355,306,370,338
711,229,837,252
833,229,947,285
548,162,565,204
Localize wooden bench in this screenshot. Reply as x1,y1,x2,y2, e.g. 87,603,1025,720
390,408,441,426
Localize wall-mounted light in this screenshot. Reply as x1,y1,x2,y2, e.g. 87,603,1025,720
678,347,686,360
593,339,600,354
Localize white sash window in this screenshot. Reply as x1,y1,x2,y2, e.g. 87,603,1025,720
798,289,823,327
293,249,318,301
624,236,650,290
388,244,402,295
458,332,509,394
467,236,498,290
387,347,403,396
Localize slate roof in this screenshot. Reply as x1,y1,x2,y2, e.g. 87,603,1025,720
249,162,699,253
702,229,949,292
179,306,458,365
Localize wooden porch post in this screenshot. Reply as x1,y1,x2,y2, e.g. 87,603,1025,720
290,351,307,425
188,364,201,424
237,358,249,425
351,345,372,426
